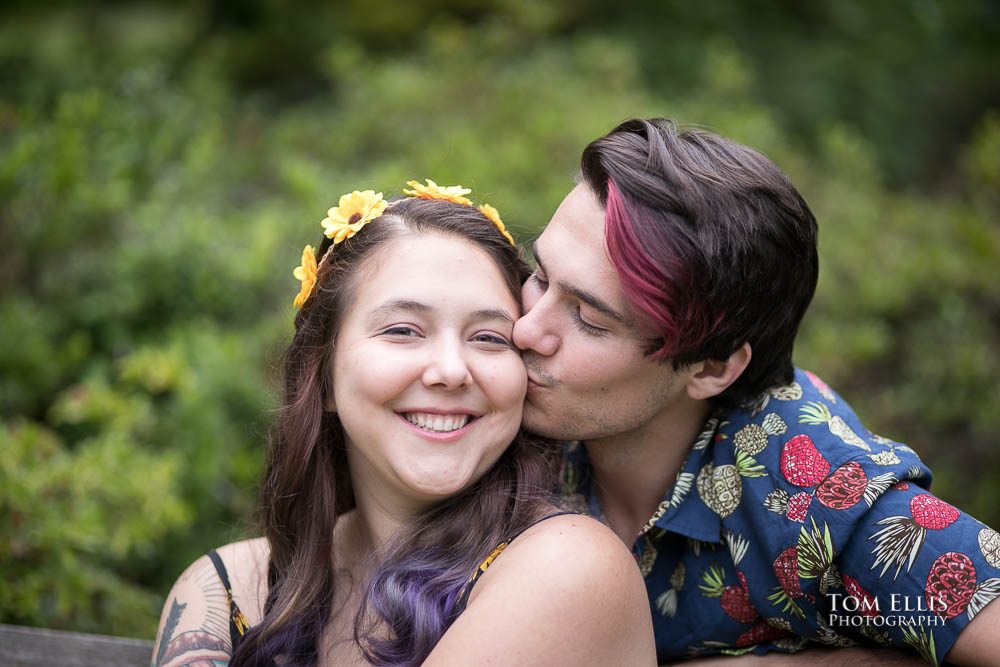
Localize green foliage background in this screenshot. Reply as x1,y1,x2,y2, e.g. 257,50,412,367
1,0,998,638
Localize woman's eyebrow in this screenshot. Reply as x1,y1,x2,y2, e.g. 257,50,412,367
369,300,514,327
472,309,515,327
369,299,433,318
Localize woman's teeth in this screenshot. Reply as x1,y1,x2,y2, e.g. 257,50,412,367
403,412,471,433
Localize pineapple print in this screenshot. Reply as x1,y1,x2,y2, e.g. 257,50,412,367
696,450,766,518
560,456,581,496
770,382,803,401
655,561,686,617
765,616,793,632
724,530,750,566
798,401,870,451
858,622,891,646
805,370,837,403
667,471,695,509
870,494,960,579
869,449,902,466
772,636,808,652
699,565,759,623
749,382,804,416
797,518,836,584
733,413,787,455
692,417,720,450
901,625,939,667
763,488,812,522
815,611,857,647
979,527,1000,568
637,536,658,577
779,434,831,487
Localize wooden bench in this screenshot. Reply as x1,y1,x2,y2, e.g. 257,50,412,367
0,624,153,667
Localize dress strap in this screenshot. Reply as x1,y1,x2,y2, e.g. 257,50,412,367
207,549,252,652
452,511,580,615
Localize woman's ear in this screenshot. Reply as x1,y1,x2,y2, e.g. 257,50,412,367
686,342,752,401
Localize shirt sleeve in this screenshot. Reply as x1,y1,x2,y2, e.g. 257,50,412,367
814,459,1000,665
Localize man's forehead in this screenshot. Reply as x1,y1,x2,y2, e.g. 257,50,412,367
534,194,634,326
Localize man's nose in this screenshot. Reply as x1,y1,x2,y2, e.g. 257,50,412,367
513,303,559,357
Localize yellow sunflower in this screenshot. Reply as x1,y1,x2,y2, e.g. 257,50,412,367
292,244,318,309
478,204,515,245
321,190,387,242
403,179,473,206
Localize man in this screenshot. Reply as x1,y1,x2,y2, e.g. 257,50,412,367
512,118,999,664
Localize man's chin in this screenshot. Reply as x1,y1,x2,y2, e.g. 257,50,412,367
521,403,575,441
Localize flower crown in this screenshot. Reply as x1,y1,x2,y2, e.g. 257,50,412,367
293,179,515,308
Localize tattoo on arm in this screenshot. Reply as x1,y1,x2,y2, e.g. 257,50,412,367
152,562,238,667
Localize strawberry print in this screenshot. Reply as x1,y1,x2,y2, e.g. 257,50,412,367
557,367,994,664
734,620,791,648
767,546,807,618
780,434,830,486
805,370,837,403
815,461,867,509
763,488,812,522
925,552,977,620
870,494,960,579
700,565,759,623
842,574,879,618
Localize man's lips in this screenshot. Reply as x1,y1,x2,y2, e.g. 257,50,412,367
526,369,553,389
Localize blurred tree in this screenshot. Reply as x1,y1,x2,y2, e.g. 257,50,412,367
0,0,997,638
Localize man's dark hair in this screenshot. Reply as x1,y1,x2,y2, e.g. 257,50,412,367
581,117,819,407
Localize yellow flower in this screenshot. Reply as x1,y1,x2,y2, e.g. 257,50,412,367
403,179,473,206
292,244,318,309
321,190,387,242
478,203,515,245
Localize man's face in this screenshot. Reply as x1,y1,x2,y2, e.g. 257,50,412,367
512,184,691,444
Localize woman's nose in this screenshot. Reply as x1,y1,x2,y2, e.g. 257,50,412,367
421,337,473,389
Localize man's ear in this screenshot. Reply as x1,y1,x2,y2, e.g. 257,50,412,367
686,342,752,401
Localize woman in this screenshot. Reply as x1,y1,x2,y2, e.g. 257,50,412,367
152,182,655,666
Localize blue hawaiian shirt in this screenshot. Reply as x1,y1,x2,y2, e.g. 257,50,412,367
559,368,1000,665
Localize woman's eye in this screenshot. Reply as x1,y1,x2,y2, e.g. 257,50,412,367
381,326,419,337
471,332,513,347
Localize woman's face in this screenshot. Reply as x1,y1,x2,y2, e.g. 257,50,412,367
332,232,526,515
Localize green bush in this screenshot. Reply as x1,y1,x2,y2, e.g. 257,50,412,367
1,1,997,638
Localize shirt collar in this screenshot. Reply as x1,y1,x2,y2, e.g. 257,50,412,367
560,415,724,545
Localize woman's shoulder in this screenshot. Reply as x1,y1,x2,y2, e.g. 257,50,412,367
498,512,639,589
427,512,655,666
151,538,269,666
